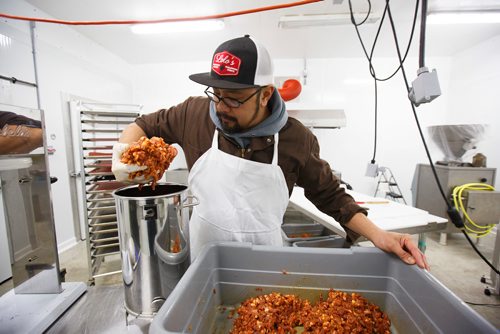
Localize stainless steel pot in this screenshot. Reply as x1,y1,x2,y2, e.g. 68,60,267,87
113,182,198,318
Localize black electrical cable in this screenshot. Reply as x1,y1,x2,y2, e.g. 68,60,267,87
348,0,418,166
419,0,427,68
348,0,420,82
348,0,382,164
385,1,500,276
348,0,417,164
462,231,500,275
371,77,378,163
351,0,372,26
367,6,388,79
385,3,449,208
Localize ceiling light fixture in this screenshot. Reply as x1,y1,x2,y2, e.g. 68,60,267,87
278,13,380,29
427,10,500,24
0,33,12,48
130,19,225,34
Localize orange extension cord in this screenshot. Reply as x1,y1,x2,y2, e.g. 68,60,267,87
0,0,322,26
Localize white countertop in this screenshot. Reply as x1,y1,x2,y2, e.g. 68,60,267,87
289,187,448,238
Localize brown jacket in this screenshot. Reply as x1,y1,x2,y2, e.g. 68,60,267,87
135,96,366,238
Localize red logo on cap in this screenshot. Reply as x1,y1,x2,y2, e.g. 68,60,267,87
212,51,241,76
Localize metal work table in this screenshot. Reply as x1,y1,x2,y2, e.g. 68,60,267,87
289,187,448,251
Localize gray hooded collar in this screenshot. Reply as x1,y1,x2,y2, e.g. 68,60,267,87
209,89,288,148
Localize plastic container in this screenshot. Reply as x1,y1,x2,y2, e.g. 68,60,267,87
293,235,347,248
281,223,333,246
150,243,498,334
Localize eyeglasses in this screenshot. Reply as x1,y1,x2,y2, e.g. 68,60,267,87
204,87,262,108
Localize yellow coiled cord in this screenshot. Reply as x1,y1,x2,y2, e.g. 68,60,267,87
452,183,496,237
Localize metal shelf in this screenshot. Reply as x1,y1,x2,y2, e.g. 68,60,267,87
81,120,132,125
81,110,140,118
73,104,140,284
82,129,123,133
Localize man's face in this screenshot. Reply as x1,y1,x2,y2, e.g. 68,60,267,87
212,87,263,133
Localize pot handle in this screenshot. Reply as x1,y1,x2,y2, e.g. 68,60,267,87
181,195,199,209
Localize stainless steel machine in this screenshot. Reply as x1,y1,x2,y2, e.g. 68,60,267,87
0,105,86,333
412,124,500,295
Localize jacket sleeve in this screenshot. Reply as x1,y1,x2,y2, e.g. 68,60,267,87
295,133,367,241
134,97,195,145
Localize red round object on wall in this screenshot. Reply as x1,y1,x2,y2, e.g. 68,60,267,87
278,79,302,101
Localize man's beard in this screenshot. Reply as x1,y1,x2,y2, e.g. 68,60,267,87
215,93,261,134
216,112,242,133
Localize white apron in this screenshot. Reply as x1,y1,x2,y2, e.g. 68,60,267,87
188,130,289,261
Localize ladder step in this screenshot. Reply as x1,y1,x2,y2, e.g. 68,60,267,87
386,192,403,198
389,182,398,186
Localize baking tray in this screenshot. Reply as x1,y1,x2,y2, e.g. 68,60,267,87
82,145,113,151
81,110,139,118
82,138,118,142
81,119,131,125
88,220,117,228
90,245,120,258
88,202,116,211
86,166,113,176
82,129,123,133
84,161,112,168
150,243,498,334
90,235,119,244
86,181,126,194
84,153,112,160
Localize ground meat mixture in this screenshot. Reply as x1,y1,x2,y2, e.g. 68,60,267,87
230,289,391,334
120,136,177,189
230,292,308,334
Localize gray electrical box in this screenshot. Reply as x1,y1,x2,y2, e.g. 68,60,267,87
411,163,496,233
466,191,500,226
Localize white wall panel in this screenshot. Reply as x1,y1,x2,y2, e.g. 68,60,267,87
0,1,134,252
447,35,500,190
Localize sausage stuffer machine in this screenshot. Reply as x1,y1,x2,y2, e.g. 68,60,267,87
412,124,500,296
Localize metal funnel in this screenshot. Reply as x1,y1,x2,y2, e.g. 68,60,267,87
428,124,487,161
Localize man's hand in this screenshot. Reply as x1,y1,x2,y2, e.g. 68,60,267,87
111,142,150,183
345,212,430,270
371,231,429,270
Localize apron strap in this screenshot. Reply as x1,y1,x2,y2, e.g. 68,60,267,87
212,130,280,166
272,132,279,165
212,130,219,149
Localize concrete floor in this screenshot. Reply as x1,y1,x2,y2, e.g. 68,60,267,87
419,230,500,329
1,229,499,331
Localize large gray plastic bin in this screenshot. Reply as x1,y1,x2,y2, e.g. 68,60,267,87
293,235,348,248
149,243,497,334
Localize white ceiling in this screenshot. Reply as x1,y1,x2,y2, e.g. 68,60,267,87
23,0,500,64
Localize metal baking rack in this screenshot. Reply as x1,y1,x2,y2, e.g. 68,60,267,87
74,103,141,284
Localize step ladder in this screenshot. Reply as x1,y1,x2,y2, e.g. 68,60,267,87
374,167,407,204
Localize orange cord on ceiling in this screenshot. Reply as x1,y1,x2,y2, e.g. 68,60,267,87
0,0,322,26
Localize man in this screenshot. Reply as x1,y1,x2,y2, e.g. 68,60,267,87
112,35,429,269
